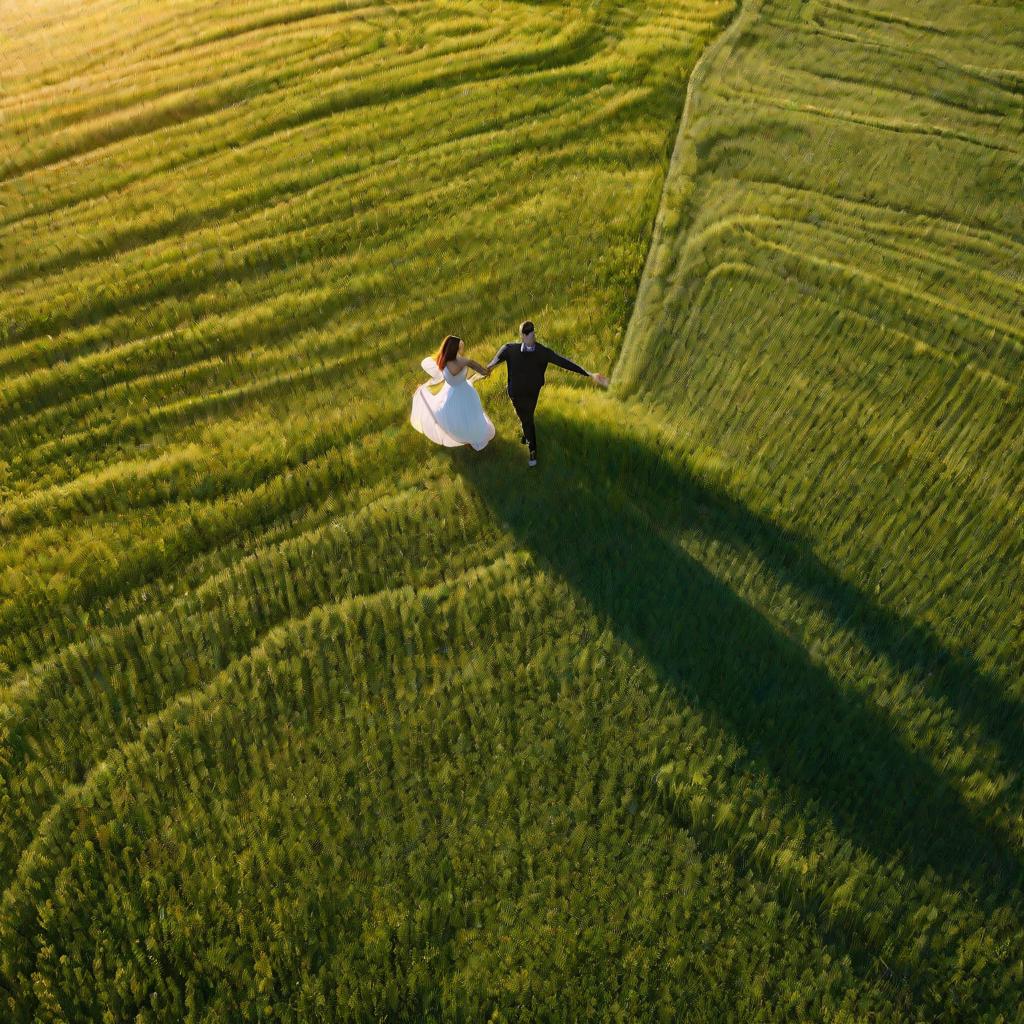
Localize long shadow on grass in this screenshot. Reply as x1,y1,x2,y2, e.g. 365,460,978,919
455,403,1024,900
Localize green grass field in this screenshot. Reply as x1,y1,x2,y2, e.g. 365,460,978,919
1,0,1023,1019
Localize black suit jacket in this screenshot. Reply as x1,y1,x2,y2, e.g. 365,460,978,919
491,342,587,397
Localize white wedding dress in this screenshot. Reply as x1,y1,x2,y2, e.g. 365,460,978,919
410,357,495,450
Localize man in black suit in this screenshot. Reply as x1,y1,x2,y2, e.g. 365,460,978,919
487,320,609,467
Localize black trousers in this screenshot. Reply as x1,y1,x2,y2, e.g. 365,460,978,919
509,388,540,455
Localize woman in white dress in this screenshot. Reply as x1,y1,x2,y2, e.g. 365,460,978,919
410,334,496,451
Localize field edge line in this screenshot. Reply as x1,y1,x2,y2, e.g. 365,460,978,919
611,0,759,394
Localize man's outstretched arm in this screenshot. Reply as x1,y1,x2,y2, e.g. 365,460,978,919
486,344,509,370
546,348,609,388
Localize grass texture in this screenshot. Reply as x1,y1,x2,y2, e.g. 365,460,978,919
1,0,1023,1019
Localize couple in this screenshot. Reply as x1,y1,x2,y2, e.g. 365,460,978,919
410,320,609,466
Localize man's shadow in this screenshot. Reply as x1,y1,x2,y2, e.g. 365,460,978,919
455,397,1024,905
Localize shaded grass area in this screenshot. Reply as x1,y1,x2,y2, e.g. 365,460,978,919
461,397,1022,889
605,11,1024,1013
460,391,1024,1011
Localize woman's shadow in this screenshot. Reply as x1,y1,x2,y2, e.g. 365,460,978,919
455,398,1024,903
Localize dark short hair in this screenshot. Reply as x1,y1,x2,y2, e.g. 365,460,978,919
520,320,535,335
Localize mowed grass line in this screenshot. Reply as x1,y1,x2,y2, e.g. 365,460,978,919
617,0,1023,673
606,0,1023,1014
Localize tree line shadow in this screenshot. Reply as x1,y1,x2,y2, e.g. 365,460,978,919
454,400,1024,905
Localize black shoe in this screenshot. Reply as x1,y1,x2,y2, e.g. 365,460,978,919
528,453,538,467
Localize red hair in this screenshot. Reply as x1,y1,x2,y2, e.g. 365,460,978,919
436,334,461,370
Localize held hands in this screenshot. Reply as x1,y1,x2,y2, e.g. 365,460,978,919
590,372,610,388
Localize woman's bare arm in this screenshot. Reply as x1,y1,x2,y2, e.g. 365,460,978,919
452,356,491,376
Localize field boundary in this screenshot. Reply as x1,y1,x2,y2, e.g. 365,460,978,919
612,0,762,391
